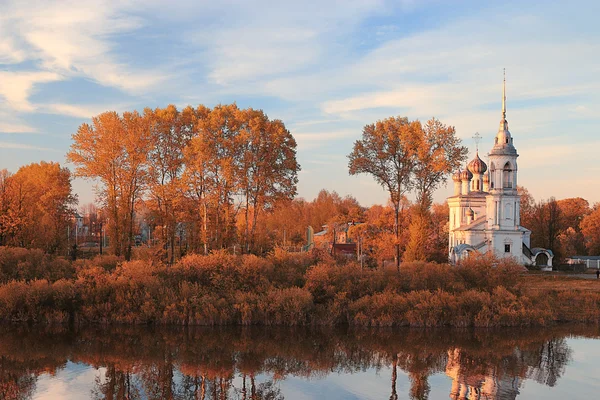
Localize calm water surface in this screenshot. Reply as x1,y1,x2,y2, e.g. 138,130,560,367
2,325,600,399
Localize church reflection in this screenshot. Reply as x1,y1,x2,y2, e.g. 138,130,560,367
0,325,591,400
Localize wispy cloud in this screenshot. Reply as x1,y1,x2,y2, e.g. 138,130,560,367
0,141,54,151
39,103,130,119
0,0,169,117
0,71,63,111
293,130,357,149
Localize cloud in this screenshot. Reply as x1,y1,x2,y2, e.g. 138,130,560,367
0,36,25,63
0,121,38,134
293,130,357,149
0,141,53,151
0,71,63,111
0,0,169,118
39,103,129,119
0,107,38,134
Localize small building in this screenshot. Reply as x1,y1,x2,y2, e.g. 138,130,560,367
310,222,362,258
565,256,600,269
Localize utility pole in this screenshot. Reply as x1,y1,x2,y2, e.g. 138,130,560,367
99,221,103,255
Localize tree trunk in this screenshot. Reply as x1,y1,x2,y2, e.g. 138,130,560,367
394,203,400,271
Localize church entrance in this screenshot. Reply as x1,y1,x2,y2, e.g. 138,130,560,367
536,253,549,267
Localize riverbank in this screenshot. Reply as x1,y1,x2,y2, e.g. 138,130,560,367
0,247,599,327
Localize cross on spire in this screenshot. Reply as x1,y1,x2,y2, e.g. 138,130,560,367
502,68,506,119
472,132,482,152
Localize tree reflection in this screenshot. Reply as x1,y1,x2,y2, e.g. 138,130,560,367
0,325,591,400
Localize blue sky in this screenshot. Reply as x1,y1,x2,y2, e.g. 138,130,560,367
1,0,599,207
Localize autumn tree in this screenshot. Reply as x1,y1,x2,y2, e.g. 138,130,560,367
238,108,299,253
0,169,17,246
527,197,562,255
184,104,243,252
348,117,420,269
581,204,600,255
0,162,76,252
413,118,467,214
145,105,196,263
67,111,152,260
349,116,465,268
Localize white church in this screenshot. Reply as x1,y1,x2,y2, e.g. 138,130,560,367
448,76,553,270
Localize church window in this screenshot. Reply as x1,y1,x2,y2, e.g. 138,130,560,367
505,244,511,253
505,203,512,219
503,162,512,188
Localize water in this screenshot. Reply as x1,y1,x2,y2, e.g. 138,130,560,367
1,325,600,399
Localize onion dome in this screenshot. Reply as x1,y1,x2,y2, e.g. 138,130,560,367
460,168,473,181
468,152,487,174
452,170,462,182
483,173,490,183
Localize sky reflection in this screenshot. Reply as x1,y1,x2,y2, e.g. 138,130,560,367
2,325,599,400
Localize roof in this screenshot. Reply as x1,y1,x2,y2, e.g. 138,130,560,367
568,255,600,261
531,248,554,257
447,192,488,200
453,243,475,254
332,243,356,256
454,215,486,231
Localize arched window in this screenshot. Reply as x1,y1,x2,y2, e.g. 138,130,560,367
503,162,512,188
490,162,495,189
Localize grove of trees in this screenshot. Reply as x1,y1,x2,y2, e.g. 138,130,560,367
519,187,600,261
67,104,299,261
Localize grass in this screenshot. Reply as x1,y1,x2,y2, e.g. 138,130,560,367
519,274,600,294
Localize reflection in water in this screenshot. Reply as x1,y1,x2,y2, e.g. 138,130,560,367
0,325,596,400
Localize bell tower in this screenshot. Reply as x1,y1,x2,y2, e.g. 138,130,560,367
485,70,522,258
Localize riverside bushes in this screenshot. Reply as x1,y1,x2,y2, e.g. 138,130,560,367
0,246,598,326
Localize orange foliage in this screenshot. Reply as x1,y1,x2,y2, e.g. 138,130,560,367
0,247,598,327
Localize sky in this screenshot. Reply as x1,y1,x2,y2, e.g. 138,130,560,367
1,0,599,208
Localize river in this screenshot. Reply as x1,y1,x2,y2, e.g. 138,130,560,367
1,324,599,399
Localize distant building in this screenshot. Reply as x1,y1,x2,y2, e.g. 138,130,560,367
448,74,553,270
565,256,600,269
310,222,362,257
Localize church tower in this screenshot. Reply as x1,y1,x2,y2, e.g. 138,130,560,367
484,71,525,260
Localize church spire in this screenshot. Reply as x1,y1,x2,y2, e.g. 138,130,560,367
491,69,516,155
502,68,506,119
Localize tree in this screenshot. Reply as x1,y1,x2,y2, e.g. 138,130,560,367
185,104,243,252
349,116,465,269
238,108,299,253
403,211,429,262
0,169,17,246
0,162,76,252
581,204,600,255
348,117,420,269
556,198,590,256
529,197,562,254
413,118,467,214
146,105,196,263
518,185,535,229
67,111,152,260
